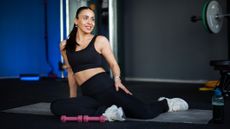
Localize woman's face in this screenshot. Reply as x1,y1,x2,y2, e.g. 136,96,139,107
75,9,95,34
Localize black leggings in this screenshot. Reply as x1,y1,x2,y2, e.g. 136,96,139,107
50,72,168,119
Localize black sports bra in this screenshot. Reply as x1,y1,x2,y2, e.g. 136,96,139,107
66,36,103,73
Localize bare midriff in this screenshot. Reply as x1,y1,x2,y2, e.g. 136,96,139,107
74,67,106,86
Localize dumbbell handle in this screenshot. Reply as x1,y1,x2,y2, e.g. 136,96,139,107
60,115,83,122
83,115,106,122
60,115,106,123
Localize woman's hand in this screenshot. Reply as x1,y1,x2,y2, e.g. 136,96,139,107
114,78,133,95
97,36,132,95
60,41,66,52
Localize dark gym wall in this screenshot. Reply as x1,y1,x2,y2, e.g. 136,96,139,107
228,0,230,58
0,0,60,77
122,0,228,82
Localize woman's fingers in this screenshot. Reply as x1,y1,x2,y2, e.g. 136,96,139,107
115,84,119,91
119,84,133,95
123,88,133,95
114,82,133,95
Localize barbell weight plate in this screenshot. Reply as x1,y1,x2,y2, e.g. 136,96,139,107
201,1,210,32
205,0,223,34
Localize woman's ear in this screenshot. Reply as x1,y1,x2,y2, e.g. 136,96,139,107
74,19,78,26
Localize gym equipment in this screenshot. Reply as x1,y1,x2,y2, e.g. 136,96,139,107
210,60,230,98
199,87,214,91
199,80,219,91
83,115,106,122
61,115,83,122
60,115,106,123
191,0,229,34
205,80,220,88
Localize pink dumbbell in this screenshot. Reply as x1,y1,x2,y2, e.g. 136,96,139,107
60,115,83,122
83,115,106,122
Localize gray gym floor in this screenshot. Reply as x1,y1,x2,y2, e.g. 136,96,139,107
0,78,229,129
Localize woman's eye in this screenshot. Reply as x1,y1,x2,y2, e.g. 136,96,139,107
83,16,88,20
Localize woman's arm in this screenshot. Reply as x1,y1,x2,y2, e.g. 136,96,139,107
96,36,132,95
60,40,78,98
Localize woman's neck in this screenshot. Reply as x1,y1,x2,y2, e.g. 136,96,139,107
76,31,93,45
76,31,92,42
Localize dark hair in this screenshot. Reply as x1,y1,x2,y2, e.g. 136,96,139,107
65,6,93,51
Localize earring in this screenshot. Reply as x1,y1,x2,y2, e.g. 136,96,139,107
75,25,78,28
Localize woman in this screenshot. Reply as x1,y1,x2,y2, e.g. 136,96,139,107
50,6,188,121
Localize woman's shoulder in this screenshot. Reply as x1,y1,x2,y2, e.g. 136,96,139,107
95,35,109,44
94,35,110,52
96,35,108,40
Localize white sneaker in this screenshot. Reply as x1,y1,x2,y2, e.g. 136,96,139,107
102,105,125,122
158,97,189,112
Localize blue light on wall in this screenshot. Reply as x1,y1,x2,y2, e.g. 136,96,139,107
20,74,40,81
47,0,62,78
0,0,61,78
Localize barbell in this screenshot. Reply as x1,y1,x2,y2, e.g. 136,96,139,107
191,0,229,34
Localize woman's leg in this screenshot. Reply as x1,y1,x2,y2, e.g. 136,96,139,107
81,72,168,119
97,88,168,119
50,96,107,116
